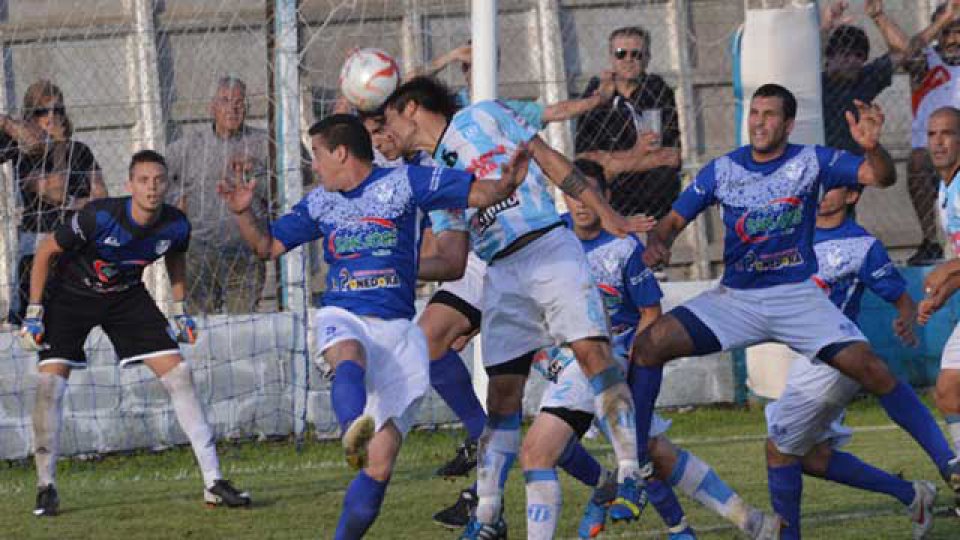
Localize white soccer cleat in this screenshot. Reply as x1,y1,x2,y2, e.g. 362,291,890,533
908,480,936,539
342,414,376,470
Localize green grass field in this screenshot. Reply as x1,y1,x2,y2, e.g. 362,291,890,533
1,397,959,539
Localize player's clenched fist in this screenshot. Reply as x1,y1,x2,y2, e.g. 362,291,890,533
170,301,198,344
18,304,48,351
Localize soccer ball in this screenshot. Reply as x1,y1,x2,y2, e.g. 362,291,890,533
339,48,400,112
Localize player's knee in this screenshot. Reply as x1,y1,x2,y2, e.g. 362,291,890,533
520,439,555,470
648,437,677,481
568,338,611,376
799,444,832,478
364,458,394,483
485,375,525,416
935,371,960,413
764,438,797,467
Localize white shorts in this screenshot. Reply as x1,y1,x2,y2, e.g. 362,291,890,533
682,281,866,359
481,227,609,368
942,324,960,370
436,251,487,316
313,306,429,436
765,396,853,456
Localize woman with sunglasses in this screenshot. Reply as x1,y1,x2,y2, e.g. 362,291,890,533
0,79,107,323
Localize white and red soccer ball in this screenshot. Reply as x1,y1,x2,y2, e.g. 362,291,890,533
339,48,400,112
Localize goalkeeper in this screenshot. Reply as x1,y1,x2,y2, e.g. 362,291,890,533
20,150,251,517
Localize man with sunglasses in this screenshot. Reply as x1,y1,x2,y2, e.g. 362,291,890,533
575,26,681,222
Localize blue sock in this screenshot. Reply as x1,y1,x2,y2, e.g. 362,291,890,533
332,360,366,433
647,479,685,528
429,350,487,441
628,363,662,463
557,438,601,487
879,380,954,474
334,471,388,539
768,463,802,540
824,451,915,506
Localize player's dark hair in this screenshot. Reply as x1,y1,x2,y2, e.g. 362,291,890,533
383,76,459,121
308,114,375,163
825,25,870,60
752,84,797,121
128,149,167,176
573,158,607,193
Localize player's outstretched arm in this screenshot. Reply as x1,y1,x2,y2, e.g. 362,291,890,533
578,132,680,178
527,136,656,237
418,228,469,282
540,72,614,124
642,210,688,269
847,100,895,188
466,143,532,208
217,175,286,260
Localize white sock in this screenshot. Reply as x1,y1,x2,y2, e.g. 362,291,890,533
525,468,562,540
475,414,520,524
946,415,960,455
670,448,751,530
32,372,67,488
160,362,221,489
591,377,640,482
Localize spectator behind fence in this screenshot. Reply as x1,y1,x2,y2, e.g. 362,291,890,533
166,77,272,314
820,0,911,153
575,25,681,220
0,80,107,324
906,2,960,265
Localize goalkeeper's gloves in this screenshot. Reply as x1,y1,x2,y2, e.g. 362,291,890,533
170,301,198,344
19,304,48,351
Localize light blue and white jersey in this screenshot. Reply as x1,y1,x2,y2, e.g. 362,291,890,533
938,170,960,256
454,89,546,131
271,165,474,320
432,100,560,261
673,144,864,289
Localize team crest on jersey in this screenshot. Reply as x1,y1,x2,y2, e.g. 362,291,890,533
155,239,171,255
734,197,803,244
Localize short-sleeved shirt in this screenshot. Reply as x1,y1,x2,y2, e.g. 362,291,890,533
0,133,101,233
270,165,474,320
673,144,864,289
821,55,894,154
560,213,662,331
165,125,272,248
938,170,960,256
810,217,905,322
432,100,560,261
52,197,191,296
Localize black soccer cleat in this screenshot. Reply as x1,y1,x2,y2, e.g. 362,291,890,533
436,438,478,478
434,487,478,529
204,479,251,508
33,484,59,517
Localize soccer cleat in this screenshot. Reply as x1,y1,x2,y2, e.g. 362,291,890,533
578,470,617,539
32,484,59,517
436,438,478,478
204,479,251,508
459,516,508,540
433,487,478,529
744,509,783,540
667,519,697,539
908,480,936,540
342,414,376,470
944,457,960,518
609,476,647,523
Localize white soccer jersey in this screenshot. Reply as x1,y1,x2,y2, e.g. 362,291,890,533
911,47,960,148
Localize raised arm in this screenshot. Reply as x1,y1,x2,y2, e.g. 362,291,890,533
218,164,287,261
0,114,45,155
866,0,910,60
908,1,959,57
541,72,614,124
527,136,656,236
848,100,896,187
642,210,688,269
408,44,472,79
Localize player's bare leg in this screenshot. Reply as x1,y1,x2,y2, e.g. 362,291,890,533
145,353,250,507
520,413,574,539
568,337,645,521
335,421,402,539
31,363,70,517
935,368,960,510
323,340,374,470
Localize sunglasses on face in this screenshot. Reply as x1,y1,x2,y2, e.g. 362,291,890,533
613,48,645,61
33,106,65,118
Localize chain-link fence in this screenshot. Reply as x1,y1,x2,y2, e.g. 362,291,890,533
0,0,949,460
